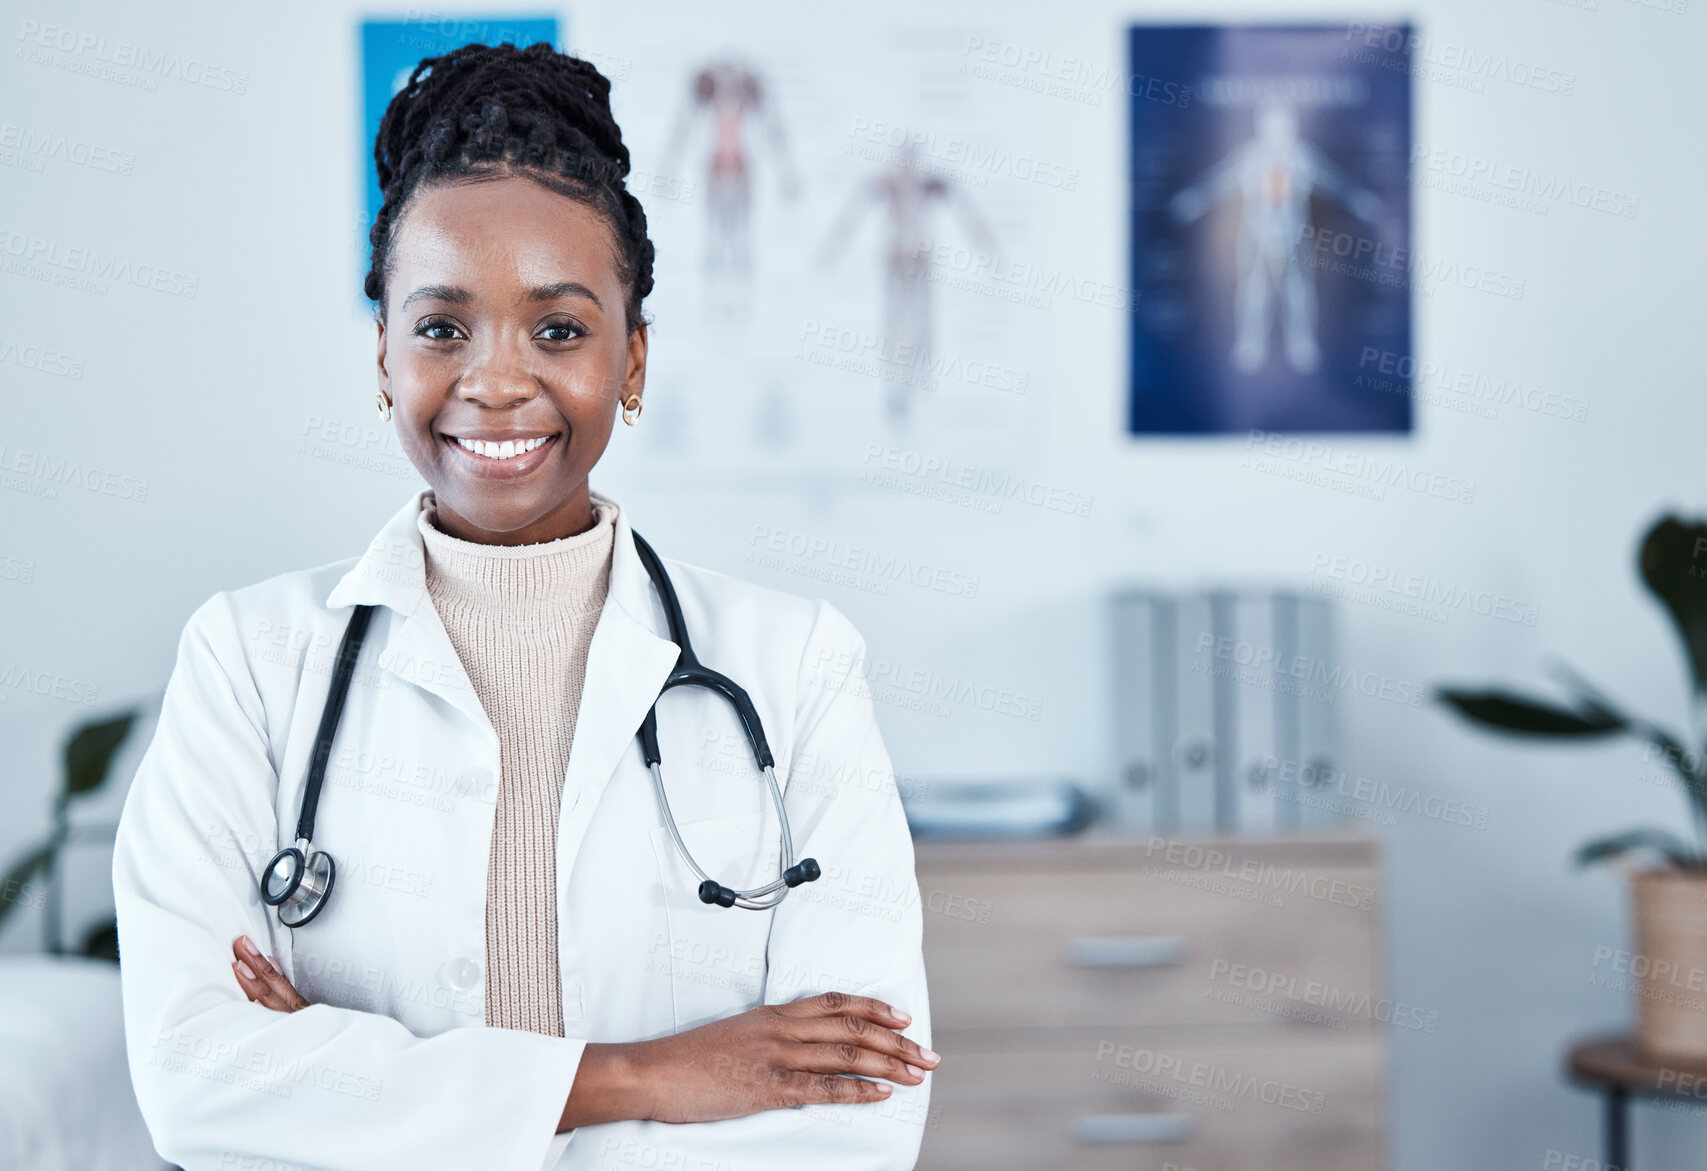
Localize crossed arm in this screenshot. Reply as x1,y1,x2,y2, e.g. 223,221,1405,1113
229,934,938,1131
124,593,933,1168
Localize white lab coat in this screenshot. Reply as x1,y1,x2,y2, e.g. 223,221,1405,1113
112,489,932,1171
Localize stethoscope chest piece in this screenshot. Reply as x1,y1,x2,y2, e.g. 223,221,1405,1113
262,839,337,928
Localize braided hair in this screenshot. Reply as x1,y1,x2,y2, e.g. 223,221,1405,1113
364,42,654,332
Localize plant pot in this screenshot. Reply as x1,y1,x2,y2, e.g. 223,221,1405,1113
1633,868,1707,1062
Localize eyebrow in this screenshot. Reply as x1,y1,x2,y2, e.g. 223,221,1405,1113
398,281,604,312
528,281,602,309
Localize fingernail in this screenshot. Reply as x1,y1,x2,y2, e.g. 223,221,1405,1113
236,960,256,980
906,1064,924,1078
894,1009,913,1025
238,935,259,958
921,1048,940,1064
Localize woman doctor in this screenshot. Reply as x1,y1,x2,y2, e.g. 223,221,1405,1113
112,42,935,1171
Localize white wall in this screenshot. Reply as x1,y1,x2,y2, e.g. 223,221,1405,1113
3,0,1704,1166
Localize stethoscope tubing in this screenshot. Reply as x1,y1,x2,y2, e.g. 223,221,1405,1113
648,760,800,910
263,527,817,927
632,530,816,910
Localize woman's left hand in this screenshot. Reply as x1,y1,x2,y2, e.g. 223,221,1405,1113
231,935,309,1012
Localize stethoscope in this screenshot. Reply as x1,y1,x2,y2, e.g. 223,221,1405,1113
261,530,821,928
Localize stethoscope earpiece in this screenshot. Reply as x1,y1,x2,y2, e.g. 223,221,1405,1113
697,857,818,907
698,880,737,907
783,858,821,887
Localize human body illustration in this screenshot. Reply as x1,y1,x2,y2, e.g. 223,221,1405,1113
1170,104,1380,374
820,145,996,422
662,59,796,311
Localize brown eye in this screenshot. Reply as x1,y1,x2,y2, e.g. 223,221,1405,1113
414,317,462,341
538,319,586,343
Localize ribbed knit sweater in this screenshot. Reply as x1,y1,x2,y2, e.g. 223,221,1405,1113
417,490,617,1037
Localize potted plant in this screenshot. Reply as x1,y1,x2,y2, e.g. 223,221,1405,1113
1437,516,1707,1062
0,709,140,960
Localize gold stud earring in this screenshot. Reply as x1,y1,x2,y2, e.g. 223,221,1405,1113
622,394,643,426
375,390,392,422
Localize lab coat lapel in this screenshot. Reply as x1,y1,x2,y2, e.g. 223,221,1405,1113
323,490,494,736
556,497,681,862
324,490,681,861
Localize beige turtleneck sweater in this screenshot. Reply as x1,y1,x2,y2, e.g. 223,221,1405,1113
417,491,617,1037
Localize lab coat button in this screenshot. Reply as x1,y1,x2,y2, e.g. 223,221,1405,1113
439,955,483,990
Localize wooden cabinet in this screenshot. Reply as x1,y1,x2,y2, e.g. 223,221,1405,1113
914,835,1385,1171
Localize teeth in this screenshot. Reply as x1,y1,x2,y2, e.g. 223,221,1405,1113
454,435,551,460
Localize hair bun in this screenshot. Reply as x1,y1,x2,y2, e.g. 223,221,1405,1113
365,41,652,327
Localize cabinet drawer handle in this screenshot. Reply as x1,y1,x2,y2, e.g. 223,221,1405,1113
1071,1113,1195,1144
1065,935,1187,968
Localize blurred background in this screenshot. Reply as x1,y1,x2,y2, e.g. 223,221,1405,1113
3,0,1705,1167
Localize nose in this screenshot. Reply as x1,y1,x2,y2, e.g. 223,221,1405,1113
456,347,538,409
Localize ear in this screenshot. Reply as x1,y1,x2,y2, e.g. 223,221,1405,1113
375,316,391,394
622,322,648,403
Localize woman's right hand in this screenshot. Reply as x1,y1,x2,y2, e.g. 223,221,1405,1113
560,991,939,1130
231,935,309,1012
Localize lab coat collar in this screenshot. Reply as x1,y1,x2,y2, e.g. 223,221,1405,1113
323,490,683,810
325,487,662,626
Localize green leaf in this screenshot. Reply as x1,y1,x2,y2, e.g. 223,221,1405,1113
1435,688,1627,737
1543,660,1628,727
1534,664,1707,828
1640,515,1707,694
63,710,138,797
1576,828,1701,869
0,842,53,934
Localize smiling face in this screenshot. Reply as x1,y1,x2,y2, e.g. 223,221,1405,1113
376,174,647,545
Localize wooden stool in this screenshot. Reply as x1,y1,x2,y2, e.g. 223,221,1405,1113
1566,1033,1707,1168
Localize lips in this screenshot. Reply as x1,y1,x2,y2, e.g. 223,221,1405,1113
441,430,562,479
452,434,553,461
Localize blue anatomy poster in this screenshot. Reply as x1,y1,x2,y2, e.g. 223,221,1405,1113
1127,25,1413,435
359,14,560,270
